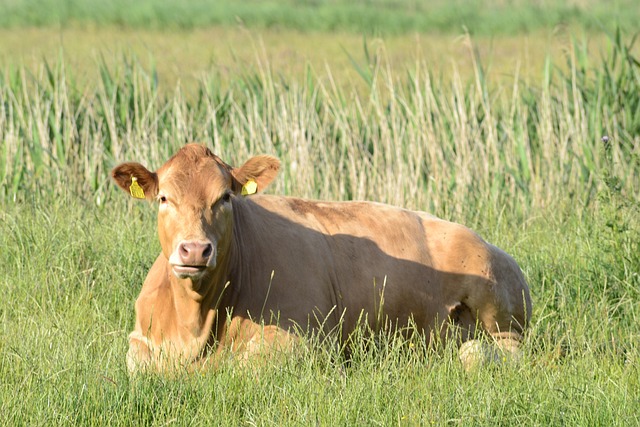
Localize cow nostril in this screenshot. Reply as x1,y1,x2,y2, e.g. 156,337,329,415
202,244,213,259
177,241,212,265
179,242,190,258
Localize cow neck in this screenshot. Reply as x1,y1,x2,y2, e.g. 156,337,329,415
168,248,234,354
208,195,276,348
227,195,261,298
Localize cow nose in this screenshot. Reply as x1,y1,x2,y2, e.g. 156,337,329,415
178,241,213,266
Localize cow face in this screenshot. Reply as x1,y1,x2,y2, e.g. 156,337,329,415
112,144,280,281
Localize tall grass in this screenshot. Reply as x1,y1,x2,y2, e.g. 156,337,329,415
0,32,638,220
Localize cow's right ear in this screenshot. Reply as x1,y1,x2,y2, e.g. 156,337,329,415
111,162,159,201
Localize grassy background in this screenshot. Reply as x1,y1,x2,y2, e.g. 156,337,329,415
2,0,638,90
1,0,638,35
1,1,640,424
0,26,584,92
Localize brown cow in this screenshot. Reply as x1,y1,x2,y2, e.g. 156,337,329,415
112,143,531,373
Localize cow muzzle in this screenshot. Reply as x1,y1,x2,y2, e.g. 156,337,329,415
170,240,215,279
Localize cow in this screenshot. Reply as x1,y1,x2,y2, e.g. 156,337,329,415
111,143,532,373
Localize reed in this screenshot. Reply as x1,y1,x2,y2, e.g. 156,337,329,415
1,32,637,224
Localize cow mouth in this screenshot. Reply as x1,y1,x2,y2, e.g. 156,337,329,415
172,265,208,278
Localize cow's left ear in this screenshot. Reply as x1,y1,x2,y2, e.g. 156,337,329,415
231,155,280,195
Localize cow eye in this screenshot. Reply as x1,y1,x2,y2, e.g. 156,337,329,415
158,195,167,203
213,192,232,210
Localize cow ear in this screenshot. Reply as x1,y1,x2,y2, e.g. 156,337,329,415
231,155,280,195
111,162,159,201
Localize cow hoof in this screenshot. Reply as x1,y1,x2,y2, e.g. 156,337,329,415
459,340,492,371
459,338,523,371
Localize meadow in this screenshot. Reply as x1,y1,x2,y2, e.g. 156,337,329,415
1,1,640,425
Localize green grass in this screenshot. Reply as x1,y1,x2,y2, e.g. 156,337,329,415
1,196,638,425
1,25,639,425
1,26,603,95
1,0,639,35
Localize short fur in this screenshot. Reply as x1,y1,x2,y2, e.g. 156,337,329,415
112,143,532,372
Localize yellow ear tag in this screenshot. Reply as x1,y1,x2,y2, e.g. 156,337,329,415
129,176,146,199
241,179,258,196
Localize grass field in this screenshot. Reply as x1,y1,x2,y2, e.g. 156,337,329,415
0,25,581,92
1,0,639,35
2,0,639,91
1,1,640,424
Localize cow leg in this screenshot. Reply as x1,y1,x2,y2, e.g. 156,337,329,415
240,325,298,362
455,276,528,370
126,333,154,373
445,301,526,371
127,332,212,374
458,331,523,371
491,331,523,355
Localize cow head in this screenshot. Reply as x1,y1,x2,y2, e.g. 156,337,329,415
111,144,280,281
